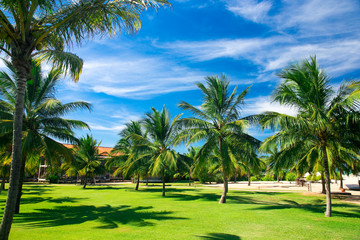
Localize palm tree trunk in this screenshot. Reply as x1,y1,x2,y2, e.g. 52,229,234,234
339,170,343,189
321,173,326,194
0,178,4,194
334,171,337,184
162,169,165,197
0,59,29,240
247,171,251,186
219,173,228,204
321,144,332,217
188,170,191,186
234,173,237,183
146,174,149,186
277,173,279,183
135,173,140,191
15,155,27,214
83,176,87,189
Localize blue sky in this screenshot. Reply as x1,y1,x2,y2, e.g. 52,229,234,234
53,0,360,149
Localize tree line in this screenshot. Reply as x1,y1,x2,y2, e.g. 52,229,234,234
2,56,360,222
0,1,359,240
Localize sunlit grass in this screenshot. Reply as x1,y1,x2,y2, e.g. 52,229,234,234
3,183,359,240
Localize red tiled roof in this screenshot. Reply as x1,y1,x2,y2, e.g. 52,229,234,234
63,144,122,157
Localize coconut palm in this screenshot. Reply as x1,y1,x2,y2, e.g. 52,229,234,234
0,60,90,213
111,120,151,191
130,107,181,196
176,74,261,203
64,135,104,189
0,1,169,237
258,56,360,217
183,146,200,186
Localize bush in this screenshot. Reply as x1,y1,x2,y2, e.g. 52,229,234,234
261,174,274,181
250,176,258,181
306,174,321,181
285,172,296,181
47,174,60,183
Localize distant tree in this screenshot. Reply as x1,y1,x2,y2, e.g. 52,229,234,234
64,135,104,189
176,75,260,203
132,107,181,197
112,121,151,191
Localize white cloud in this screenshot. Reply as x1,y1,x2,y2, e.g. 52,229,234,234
226,0,272,23
225,0,360,38
64,54,205,99
88,123,125,132
242,95,298,116
159,37,360,79
159,36,290,62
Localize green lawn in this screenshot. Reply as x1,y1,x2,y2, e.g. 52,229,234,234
3,183,360,240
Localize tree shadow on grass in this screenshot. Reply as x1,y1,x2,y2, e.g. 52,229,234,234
82,186,125,190
139,187,197,193
20,196,86,205
22,185,53,195
15,205,186,229
251,199,360,218
197,233,241,240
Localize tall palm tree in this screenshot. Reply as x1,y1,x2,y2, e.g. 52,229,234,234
176,74,260,203
0,1,169,238
111,120,150,191
63,135,104,189
131,107,181,197
0,60,90,213
258,56,360,217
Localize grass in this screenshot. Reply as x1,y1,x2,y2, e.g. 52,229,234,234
2,183,359,240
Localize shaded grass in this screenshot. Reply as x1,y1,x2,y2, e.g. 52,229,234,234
1,183,359,240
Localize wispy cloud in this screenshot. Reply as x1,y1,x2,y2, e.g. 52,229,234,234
226,0,272,23
63,53,205,99
226,0,360,37
159,36,290,62
159,38,360,79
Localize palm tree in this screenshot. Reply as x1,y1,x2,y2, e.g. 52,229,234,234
0,1,169,238
176,74,260,203
258,56,360,217
64,135,104,189
0,60,90,213
131,107,181,196
111,121,150,191
183,146,200,186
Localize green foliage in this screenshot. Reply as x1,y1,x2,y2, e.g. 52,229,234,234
62,135,104,188
261,174,274,181
306,175,322,181
0,60,90,174
177,74,261,201
285,172,296,181
46,174,60,184
250,176,259,181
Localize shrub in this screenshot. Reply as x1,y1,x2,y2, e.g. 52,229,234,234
285,172,296,181
250,176,258,181
261,174,274,181
47,174,60,183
